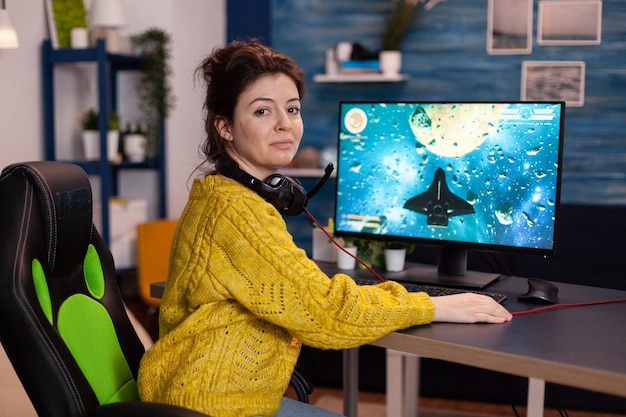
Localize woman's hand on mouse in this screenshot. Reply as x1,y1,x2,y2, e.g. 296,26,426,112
431,293,513,323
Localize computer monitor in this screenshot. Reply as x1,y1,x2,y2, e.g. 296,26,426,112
333,101,565,288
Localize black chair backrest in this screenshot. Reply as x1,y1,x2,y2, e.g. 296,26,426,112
0,161,145,417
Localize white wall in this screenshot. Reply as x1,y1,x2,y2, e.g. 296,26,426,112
0,0,226,219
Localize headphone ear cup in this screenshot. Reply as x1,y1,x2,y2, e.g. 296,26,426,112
265,175,308,216
216,156,308,215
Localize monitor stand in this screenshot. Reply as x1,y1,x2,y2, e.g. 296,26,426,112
385,247,501,289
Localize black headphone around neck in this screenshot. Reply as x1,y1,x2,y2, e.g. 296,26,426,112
215,156,333,216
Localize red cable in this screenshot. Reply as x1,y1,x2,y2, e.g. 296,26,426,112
512,298,626,316
304,209,386,282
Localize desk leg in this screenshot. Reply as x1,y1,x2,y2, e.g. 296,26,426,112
386,349,404,417
403,354,419,416
527,378,545,417
386,349,420,417
343,348,359,417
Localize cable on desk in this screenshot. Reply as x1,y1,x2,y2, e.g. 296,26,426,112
512,298,626,316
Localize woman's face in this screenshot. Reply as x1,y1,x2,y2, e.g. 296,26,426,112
216,73,303,180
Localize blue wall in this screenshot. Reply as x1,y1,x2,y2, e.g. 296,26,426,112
227,0,270,44
229,0,626,206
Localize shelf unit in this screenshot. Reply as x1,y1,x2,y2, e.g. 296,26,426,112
313,73,409,83
42,39,167,245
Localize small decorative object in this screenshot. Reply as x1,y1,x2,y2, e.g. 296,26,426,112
70,27,88,48
88,0,125,52
334,42,381,75
81,109,120,162
324,48,338,75
379,50,402,76
123,123,147,163
44,0,87,49
131,28,175,160
0,0,19,49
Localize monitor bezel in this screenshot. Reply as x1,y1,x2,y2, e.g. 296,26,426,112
333,100,566,259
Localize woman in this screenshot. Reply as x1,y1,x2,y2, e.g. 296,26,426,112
137,39,512,417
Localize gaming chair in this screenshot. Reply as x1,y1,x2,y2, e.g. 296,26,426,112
0,161,310,416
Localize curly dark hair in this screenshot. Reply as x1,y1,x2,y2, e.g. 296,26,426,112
194,39,306,170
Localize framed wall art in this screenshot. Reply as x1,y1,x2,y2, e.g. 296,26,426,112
537,0,602,45
521,61,586,107
487,0,533,55
44,0,89,49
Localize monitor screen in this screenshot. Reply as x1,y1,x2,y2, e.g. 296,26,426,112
334,101,565,288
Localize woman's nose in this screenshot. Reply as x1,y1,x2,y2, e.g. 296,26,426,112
276,110,293,131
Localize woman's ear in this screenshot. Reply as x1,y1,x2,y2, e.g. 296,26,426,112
214,116,233,142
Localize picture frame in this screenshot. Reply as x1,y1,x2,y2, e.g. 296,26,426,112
521,61,586,107
487,0,533,55
537,0,602,46
44,0,89,49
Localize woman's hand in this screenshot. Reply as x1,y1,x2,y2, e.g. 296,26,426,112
431,293,513,323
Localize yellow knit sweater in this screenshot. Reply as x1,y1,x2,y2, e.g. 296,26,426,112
137,175,435,417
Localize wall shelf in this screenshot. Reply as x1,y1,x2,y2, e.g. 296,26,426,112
278,167,337,178
313,73,409,83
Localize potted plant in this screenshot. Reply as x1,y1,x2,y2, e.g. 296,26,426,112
81,108,99,161
131,28,175,159
107,112,121,162
123,122,148,163
380,0,441,76
370,240,416,272
81,109,120,162
335,238,385,270
333,236,357,270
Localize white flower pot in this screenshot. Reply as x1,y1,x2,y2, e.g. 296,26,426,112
107,131,120,162
336,246,358,270
384,248,407,272
124,133,148,162
82,130,100,160
82,130,119,161
379,50,402,77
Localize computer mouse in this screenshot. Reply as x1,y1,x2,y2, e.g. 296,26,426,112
518,278,558,303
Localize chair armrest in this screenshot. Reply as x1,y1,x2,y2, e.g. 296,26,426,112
290,367,313,403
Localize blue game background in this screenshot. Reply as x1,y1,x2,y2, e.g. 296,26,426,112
334,102,563,252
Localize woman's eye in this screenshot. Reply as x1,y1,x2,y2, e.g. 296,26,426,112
255,108,269,116
289,107,301,115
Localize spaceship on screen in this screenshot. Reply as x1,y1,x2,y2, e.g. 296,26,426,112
404,168,475,227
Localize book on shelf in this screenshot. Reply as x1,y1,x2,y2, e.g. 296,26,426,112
339,59,380,74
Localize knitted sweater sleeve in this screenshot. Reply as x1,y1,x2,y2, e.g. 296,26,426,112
204,185,435,350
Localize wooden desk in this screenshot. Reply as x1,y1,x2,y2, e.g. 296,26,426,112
150,265,626,417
